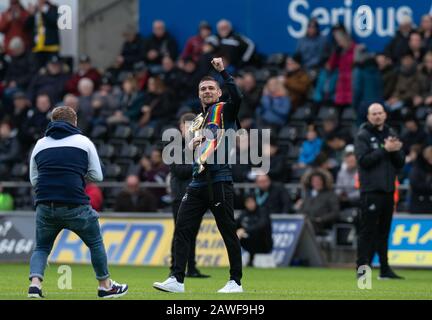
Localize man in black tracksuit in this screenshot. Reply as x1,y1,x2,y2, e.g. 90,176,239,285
355,103,405,279
154,57,244,293
169,113,210,278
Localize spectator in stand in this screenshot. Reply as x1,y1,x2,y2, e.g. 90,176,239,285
236,196,273,267
207,19,256,68
0,0,30,54
400,117,427,154
139,75,176,131
133,61,150,91
426,114,432,146
297,124,323,169
93,74,121,111
419,51,432,106
77,78,95,124
66,55,101,96
107,75,145,125
20,93,51,147
284,53,311,110
384,15,414,65
253,174,291,214
85,182,104,212
27,55,70,105
419,14,432,50
63,93,90,135
138,148,170,208
336,147,360,209
320,114,353,144
328,28,357,109
116,25,146,72
295,17,329,76
25,0,60,70
4,37,36,92
236,71,262,129
143,20,178,72
408,31,426,65
323,131,349,174
255,76,291,132
296,169,339,235
161,55,182,92
385,51,423,113
181,21,212,63
114,175,158,213
353,46,384,125
262,137,288,182
409,146,432,214
174,58,201,103
375,53,398,103
10,91,31,132
312,61,338,107
0,121,20,179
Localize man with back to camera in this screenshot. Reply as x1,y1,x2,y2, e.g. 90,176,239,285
153,57,244,293
27,106,128,298
355,103,405,280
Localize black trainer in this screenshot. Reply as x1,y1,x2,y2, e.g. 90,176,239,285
97,280,129,298
28,285,44,298
378,268,405,280
186,269,211,278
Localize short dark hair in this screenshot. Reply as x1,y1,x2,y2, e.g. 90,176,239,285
199,76,219,87
51,106,77,126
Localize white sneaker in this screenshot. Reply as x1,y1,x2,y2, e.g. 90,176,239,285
217,280,243,293
153,276,185,293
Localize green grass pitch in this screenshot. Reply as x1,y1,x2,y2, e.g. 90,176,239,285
0,264,431,300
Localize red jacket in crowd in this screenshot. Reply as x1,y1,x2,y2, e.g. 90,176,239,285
0,4,31,54
66,68,102,96
85,183,104,212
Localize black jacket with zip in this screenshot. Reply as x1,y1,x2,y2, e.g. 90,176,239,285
355,122,405,193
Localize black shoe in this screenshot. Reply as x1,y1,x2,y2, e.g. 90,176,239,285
28,285,44,298
378,268,404,280
98,279,129,298
186,269,211,278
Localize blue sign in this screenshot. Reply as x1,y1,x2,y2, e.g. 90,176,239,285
139,0,432,55
271,217,305,266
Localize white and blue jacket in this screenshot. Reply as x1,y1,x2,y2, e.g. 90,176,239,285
29,121,103,205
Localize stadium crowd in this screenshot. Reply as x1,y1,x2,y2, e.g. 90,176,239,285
1,0,432,240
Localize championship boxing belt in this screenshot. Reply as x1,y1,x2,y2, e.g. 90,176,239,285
190,102,225,174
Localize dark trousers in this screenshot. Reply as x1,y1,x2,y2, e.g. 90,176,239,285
171,182,242,283
356,192,394,271
170,199,198,273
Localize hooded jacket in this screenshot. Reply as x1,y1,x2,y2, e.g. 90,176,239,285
29,121,103,205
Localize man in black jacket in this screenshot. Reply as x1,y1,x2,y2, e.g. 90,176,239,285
207,19,256,68
254,174,291,214
355,103,405,279
154,57,243,293
169,113,209,278
143,20,178,70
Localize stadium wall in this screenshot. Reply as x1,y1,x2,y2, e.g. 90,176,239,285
1,212,431,268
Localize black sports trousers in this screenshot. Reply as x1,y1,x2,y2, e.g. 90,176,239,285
356,191,394,270
170,199,199,273
171,181,243,284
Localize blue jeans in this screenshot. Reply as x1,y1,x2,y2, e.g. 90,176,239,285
29,204,110,281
